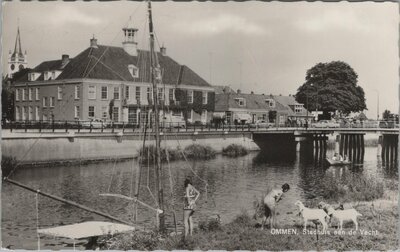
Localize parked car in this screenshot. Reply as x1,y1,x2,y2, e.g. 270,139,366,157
250,120,274,128
160,114,186,128
81,118,105,129
312,120,340,128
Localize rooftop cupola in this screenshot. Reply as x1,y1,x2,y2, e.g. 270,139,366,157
122,16,138,56
160,44,167,56
90,35,98,49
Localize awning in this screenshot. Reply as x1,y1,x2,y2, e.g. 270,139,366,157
235,113,252,121
213,112,226,118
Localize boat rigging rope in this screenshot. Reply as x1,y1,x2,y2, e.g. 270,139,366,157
173,133,209,201
107,158,118,193
35,190,41,250
163,133,178,233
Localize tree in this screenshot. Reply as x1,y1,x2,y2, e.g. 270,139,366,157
2,76,14,123
295,61,366,116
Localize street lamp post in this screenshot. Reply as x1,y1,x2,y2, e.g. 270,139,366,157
373,89,379,121
306,93,309,129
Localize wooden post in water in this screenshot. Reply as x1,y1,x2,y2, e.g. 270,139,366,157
343,134,348,158
339,134,344,156
360,134,365,162
389,136,395,164
356,135,361,163
348,135,353,160
395,135,398,163
314,134,319,159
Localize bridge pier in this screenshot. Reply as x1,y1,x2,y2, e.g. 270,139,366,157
338,133,365,163
380,133,398,166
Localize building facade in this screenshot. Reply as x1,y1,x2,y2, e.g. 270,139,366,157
13,23,214,125
214,90,290,126
272,95,314,125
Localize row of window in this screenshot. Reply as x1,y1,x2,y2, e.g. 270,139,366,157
16,85,209,105
233,98,276,108
28,71,61,81
79,105,119,121
15,88,40,101
15,106,41,121
15,86,64,102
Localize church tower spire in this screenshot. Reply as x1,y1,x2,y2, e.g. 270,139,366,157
8,25,28,78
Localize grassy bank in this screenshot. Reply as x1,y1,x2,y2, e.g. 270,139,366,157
222,144,248,157
99,172,398,250
99,197,398,250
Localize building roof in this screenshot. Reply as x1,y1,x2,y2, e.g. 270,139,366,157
15,45,211,87
273,95,309,116
213,85,236,94
215,93,289,113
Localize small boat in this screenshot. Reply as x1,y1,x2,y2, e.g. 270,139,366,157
325,158,352,166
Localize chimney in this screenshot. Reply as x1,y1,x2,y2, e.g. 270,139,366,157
160,45,166,56
90,36,98,49
61,54,70,66
237,89,241,94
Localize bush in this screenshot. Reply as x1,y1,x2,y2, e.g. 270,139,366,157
1,155,17,178
222,144,248,157
183,144,216,160
98,231,160,250
139,145,181,162
321,173,385,202
198,216,222,232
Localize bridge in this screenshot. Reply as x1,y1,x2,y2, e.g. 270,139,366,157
2,121,398,165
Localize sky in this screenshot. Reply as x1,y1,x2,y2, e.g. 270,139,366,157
2,1,398,119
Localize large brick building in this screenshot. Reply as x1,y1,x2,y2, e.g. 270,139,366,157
13,23,214,125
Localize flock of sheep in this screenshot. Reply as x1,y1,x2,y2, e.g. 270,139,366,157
295,201,362,232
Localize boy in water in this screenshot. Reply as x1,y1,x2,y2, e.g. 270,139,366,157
262,183,290,229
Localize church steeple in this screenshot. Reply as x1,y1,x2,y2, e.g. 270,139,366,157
8,25,28,78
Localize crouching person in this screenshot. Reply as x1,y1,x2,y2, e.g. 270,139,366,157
255,183,290,229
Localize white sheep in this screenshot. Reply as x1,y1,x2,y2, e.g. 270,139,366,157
330,208,362,230
295,201,329,232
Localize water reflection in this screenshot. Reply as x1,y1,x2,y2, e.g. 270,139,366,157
1,146,397,249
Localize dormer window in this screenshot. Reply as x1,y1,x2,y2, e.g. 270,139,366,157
44,70,62,80
128,64,139,78
155,68,162,80
234,98,246,107
265,99,275,108
28,72,40,81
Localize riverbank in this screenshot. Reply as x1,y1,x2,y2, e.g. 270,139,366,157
1,131,258,164
99,190,398,250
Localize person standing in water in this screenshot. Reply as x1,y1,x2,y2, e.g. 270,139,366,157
183,177,200,237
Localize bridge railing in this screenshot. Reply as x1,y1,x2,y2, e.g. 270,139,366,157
2,120,398,133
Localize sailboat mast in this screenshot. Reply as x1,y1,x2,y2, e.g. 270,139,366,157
147,0,165,231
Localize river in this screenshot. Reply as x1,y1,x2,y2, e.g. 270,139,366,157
1,146,398,249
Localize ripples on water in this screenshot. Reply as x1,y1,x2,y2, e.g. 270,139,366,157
2,146,397,249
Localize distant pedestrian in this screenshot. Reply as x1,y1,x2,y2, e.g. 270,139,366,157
183,177,200,237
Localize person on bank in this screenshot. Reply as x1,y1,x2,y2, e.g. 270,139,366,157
183,177,200,238
262,183,290,229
